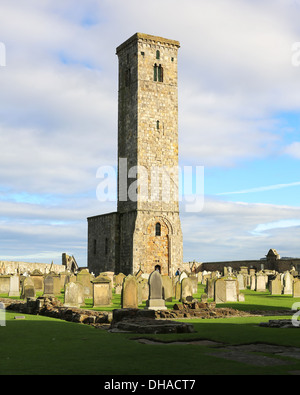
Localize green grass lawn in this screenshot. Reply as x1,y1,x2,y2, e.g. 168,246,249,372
1,285,300,375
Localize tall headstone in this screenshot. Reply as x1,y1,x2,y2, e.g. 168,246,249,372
283,271,293,295
77,269,93,297
121,275,138,309
293,278,300,297
255,274,266,292
8,274,20,297
146,270,167,310
161,275,173,302
269,276,282,295
180,277,194,302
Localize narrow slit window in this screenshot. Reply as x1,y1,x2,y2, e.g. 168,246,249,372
153,63,158,81
105,238,108,255
158,64,163,82
156,120,160,130
156,50,160,60
155,222,161,236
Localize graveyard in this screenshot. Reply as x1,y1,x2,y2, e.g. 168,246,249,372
1,267,300,376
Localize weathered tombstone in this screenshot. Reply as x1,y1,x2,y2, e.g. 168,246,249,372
189,275,198,294
64,282,84,308
206,277,216,299
8,274,20,297
293,278,300,297
283,271,293,295
114,273,126,287
179,271,188,283
21,277,35,298
137,277,149,304
43,274,61,296
92,275,112,307
181,277,194,302
237,273,245,290
161,275,173,302
76,269,93,297
23,284,35,299
269,276,282,295
214,277,238,303
255,274,266,292
146,270,167,310
0,275,12,294
175,281,181,300
250,275,256,290
30,270,44,292
121,275,138,309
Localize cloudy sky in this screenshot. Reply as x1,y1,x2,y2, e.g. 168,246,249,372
0,0,300,266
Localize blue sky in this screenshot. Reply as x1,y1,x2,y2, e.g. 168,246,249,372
0,0,300,266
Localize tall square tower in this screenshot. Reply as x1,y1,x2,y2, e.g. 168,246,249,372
88,33,183,276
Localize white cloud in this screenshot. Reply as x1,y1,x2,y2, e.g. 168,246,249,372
283,142,300,159
216,181,300,195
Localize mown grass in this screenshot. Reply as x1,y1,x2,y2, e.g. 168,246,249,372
1,284,300,375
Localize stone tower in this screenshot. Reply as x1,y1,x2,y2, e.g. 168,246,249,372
87,33,183,276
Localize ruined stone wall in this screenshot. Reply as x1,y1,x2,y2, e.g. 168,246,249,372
0,260,66,275
199,258,300,273
87,212,119,276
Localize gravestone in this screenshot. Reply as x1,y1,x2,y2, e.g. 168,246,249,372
190,275,198,294
293,278,300,297
8,274,20,297
161,275,173,302
250,275,256,290
180,277,194,302
23,284,35,299
64,282,84,308
137,277,149,304
283,271,293,295
146,270,167,310
121,275,138,309
237,273,245,290
255,274,266,292
30,270,44,292
215,277,238,303
76,269,93,297
21,277,35,298
179,271,188,283
114,273,126,288
0,275,12,294
269,276,282,295
175,281,181,300
43,274,61,296
92,275,112,307
206,278,216,299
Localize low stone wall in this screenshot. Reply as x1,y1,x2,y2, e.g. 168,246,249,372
0,297,111,326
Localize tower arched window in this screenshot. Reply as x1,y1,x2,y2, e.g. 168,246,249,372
154,64,163,82
155,222,161,236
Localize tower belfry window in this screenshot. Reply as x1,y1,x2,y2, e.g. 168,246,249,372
153,64,163,82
